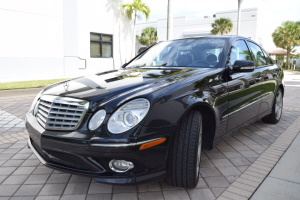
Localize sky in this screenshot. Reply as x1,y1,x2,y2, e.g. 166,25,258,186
138,0,300,51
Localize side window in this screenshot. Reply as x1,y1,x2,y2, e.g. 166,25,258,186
247,42,267,66
229,40,253,66
262,49,274,65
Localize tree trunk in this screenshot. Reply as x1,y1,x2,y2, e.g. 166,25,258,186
167,0,173,40
119,19,122,64
131,11,137,59
287,47,291,69
237,0,243,35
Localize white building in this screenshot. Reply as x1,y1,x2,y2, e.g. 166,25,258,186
0,0,134,82
136,8,263,52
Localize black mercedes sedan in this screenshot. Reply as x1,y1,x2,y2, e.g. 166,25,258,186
26,36,284,188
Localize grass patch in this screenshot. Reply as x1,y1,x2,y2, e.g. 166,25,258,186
0,79,70,90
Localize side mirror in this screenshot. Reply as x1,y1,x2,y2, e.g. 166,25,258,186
232,60,255,72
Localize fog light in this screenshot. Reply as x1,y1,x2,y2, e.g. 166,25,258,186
109,160,134,172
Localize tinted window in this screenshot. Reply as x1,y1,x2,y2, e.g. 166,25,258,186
247,42,267,66
262,49,273,65
229,40,253,66
126,38,226,68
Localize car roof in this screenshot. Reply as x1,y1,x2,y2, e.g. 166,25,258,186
164,35,248,42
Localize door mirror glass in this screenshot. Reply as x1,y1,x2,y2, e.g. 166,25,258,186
233,60,255,72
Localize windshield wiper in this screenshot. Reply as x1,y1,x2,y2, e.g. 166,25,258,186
160,63,168,66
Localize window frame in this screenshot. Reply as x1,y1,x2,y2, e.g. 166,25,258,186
90,32,113,58
229,39,255,66
261,49,274,65
245,40,268,68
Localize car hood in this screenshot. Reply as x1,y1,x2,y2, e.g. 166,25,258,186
42,67,214,105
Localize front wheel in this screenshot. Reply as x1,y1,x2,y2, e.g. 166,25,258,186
166,110,202,188
262,89,283,124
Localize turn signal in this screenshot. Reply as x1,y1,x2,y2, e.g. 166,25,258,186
139,138,166,150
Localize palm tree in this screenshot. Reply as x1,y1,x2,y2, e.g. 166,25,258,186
136,27,158,46
272,21,300,69
211,18,233,35
237,0,243,35
122,0,150,58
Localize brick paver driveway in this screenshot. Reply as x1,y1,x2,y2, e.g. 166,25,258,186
1,73,299,200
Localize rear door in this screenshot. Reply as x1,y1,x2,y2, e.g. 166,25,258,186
225,40,263,134
260,49,282,115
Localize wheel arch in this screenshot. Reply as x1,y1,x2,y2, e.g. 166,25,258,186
279,84,284,96
191,104,216,150
173,102,217,150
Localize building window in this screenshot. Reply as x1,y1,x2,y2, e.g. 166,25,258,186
90,33,113,58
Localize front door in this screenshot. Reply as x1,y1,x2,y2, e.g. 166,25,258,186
225,40,262,134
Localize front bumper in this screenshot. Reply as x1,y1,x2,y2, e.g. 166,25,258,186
26,112,176,185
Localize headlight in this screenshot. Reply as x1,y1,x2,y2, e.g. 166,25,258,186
28,90,44,115
107,98,150,134
88,109,106,131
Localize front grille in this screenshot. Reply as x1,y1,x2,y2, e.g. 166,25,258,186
35,95,89,130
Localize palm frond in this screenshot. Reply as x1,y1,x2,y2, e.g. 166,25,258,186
137,26,158,46
210,18,233,35
122,4,134,20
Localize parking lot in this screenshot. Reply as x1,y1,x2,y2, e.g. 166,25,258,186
0,72,300,200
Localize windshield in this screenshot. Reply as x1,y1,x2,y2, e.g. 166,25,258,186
126,38,227,69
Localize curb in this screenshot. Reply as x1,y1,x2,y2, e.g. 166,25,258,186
217,114,300,200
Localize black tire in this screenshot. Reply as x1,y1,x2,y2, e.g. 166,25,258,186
166,110,202,188
262,88,283,124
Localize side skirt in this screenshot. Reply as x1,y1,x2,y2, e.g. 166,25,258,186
213,110,272,147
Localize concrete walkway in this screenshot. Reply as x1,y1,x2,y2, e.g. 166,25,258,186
250,71,300,200
251,133,300,200
0,88,43,100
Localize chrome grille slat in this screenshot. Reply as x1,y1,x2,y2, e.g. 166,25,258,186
48,115,80,121
51,105,84,112
35,95,89,131
47,121,78,126
37,113,47,122
39,105,50,113
49,110,83,116
37,116,46,126
38,109,48,118
39,101,51,108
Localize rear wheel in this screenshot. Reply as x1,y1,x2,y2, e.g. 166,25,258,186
166,110,202,188
262,89,283,124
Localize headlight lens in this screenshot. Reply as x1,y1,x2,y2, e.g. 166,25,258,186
107,98,150,134
88,109,106,131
